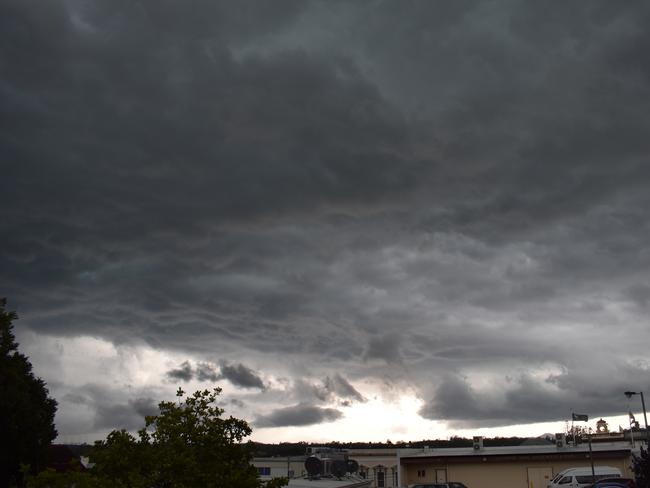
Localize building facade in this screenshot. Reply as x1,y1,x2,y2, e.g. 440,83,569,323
252,456,308,481
398,442,636,488
253,438,639,488
348,448,399,488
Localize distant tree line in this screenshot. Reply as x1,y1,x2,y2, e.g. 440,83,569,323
252,436,542,457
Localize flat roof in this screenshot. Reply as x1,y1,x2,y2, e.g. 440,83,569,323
253,456,307,462
398,442,634,464
347,448,398,456
287,478,371,488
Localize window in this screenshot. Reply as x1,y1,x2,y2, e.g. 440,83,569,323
417,469,426,477
378,471,385,487
559,476,572,484
258,467,271,476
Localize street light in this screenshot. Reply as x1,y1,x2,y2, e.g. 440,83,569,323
625,391,649,444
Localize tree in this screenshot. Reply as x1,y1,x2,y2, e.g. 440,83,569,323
0,298,58,488
30,388,287,488
633,445,650,488
0,298,56,488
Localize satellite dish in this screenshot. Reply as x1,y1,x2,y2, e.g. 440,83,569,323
305,456,322,477
347,459,359,473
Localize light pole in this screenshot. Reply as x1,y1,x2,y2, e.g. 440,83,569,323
625,391,649,444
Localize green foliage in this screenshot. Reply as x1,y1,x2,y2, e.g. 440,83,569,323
25,466,113,488
632,445,650,488
0,298,58,488
29,388,287,488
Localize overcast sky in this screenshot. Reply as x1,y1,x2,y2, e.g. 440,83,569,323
2,0,650,444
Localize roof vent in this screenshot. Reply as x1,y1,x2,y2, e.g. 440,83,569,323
473,436,483,451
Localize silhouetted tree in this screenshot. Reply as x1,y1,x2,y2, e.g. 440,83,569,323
0,299,57,487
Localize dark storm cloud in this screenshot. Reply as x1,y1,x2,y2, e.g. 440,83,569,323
418,373,572,428
218,362,266,390
196,362,220,382
419,359,650,428
328,0,650,233
254,403,344,428
166,361,194,382
365,333,402,364
166,361,220,383
325,374,366,403
0,0,421,348
292,374,366,404
4,0,650,436
165,360,262,388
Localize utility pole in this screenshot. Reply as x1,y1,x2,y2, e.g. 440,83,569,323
625,391,649,444
588,428,595,484
641,391,648,444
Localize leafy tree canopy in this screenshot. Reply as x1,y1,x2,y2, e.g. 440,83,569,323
29,388,287,488
0,299,57,488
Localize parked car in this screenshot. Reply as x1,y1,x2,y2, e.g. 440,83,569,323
585,478,636,488
547,466,623,488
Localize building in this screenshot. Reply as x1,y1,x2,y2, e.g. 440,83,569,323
347,448,399,488
252,456,308,481
287,478,371,488
397,440,638,488
254,433,640,488
252,447,398,487
251,455,371,488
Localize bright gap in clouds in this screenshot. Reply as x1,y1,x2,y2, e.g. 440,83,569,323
252,394,440,443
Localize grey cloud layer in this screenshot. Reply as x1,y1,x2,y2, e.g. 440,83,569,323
291,375,366,406
219,362,266,390
60,384,158,432
3,0,650,436
166,361,265,389
254,404,343,428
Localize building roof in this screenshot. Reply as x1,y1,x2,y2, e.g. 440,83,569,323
398,442,635,464
287,478,371,488
347,448,398,456
254,456,307,462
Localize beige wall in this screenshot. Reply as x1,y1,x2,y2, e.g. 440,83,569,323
350,458,398,487
403,456,633,488
347,452,399,488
